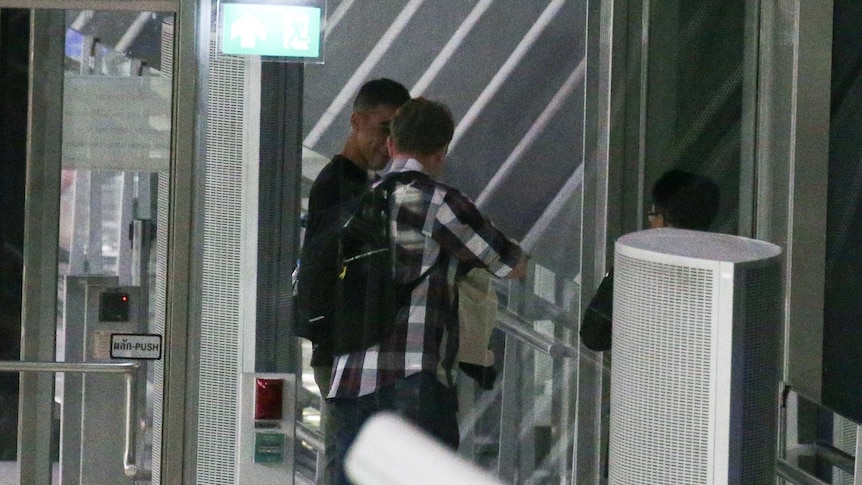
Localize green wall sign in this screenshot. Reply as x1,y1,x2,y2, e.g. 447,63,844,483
221,3,322,58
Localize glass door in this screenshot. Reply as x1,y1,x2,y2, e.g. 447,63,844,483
0,4,178,484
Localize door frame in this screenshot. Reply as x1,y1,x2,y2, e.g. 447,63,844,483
0,1,205,483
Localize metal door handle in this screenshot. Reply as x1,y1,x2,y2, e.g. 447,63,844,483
0,360,141,477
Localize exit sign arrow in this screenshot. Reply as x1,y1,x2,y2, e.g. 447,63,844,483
230,13,267,49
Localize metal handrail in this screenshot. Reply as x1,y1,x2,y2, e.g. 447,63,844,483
496,307,577,358
527,296,580,330
296,421,324,452
814,440,856,475
0,360,141,477
491,278,580,331
776,458,830,485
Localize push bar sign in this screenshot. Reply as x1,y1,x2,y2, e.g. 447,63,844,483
111,334,163,360
220,0,324,61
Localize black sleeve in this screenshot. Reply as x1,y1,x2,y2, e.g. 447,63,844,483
308,164,342,215
306,162,365,241
580,269,614,351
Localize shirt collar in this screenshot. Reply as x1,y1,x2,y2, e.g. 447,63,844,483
388,157,426,175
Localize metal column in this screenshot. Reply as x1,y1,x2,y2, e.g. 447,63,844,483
18,9,65,485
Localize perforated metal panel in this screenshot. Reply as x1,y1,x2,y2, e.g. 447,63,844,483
833,415,857,485
156,16,266,483
151,18,174,484
194,33,254,485
609,254,714,484
737,264,781,483
609,229,782,485
160,18,173,77
152,173,168,485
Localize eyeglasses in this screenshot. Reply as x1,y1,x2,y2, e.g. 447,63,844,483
646,207,662,222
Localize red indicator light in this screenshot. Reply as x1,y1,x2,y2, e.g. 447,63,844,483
99,292,130,322
255,378,284,420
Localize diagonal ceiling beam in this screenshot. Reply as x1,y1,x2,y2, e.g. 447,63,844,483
449,0,566,151
411,0,494,97
303,0,425,148
476,59,584,208
521,163,583,252
324,0,355,41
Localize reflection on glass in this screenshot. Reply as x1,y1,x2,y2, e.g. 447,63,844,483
644,2,744,233
53,9,173,485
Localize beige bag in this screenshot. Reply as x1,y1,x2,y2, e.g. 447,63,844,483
456,268,498,366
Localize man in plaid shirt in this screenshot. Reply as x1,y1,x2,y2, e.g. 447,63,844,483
327,97,529,485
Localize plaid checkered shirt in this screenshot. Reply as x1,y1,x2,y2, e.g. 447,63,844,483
327,158,524,398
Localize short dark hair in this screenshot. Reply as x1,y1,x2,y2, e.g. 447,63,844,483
389,97,455,156
651,169,720,231
353,78,411,113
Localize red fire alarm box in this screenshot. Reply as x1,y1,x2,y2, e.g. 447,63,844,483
254,378,284,420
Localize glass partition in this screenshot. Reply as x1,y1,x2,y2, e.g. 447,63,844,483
823,0,862,426
59,10,173,485
642,0,746,234
0,9,28,469
0,7,173,484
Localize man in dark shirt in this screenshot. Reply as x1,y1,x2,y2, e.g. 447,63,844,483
306,77,411,394
646,168,720,231
304,78,410,485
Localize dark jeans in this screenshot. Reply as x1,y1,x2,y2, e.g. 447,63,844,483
324,372,459,485
314,364,335,485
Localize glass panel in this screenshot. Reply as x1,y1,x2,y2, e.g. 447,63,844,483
781,390,859,484
823,0,862,426
57,9,173,484
56,9,173,484
644,0,745,233
0,8,173,484
0,10,28,478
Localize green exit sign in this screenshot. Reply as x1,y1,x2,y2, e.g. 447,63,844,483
221,3,322,59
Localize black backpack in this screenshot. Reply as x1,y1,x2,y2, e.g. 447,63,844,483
294,172,429,355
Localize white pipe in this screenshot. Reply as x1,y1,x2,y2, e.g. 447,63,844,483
70,10,94,32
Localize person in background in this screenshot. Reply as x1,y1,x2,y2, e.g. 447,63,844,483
303,78,411,484
646,168,720,231
325,97,530,485
580,168,720,351
305,77,410,396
